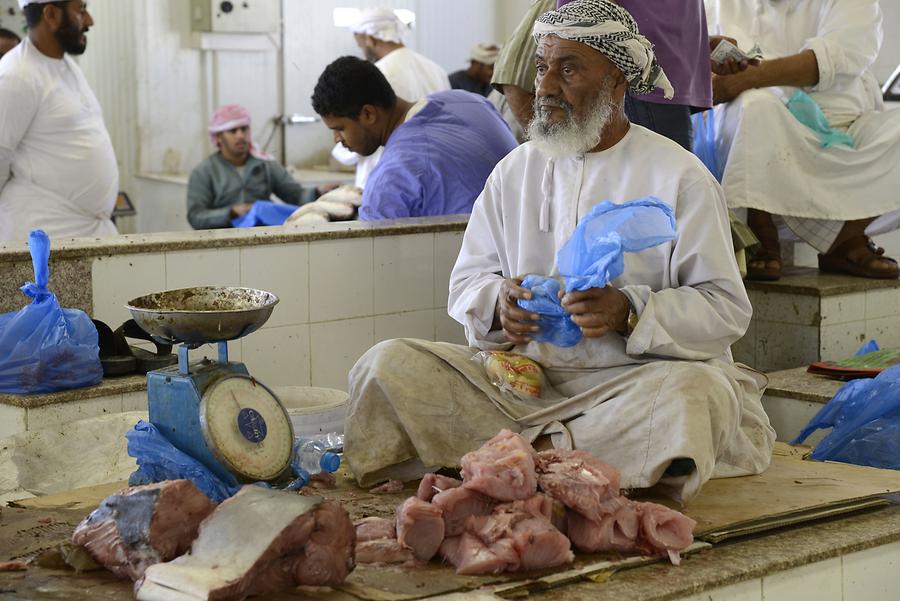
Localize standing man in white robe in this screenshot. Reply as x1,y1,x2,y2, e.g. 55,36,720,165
0,0,118,244
707,0,899,281
332,7,451,189
344,0,774,504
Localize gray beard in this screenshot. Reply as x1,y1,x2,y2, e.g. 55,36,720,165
527,86,616,158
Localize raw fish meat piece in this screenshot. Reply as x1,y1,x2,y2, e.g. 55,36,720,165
396,497,445,561
439,534,519,575
495,494,567,534
135,487,354,601
535,448,623,518
369,479,404,494
416,473,462,502
431,486,496,536
356,538,416,564
354,517,396,542
461,430,537,501
72,480,216,581
635,502,696,565
566,505,640,554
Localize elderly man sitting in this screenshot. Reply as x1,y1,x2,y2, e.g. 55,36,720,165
708,0,900,281
343,0,774,503
187,105,312,230
312,57,517,221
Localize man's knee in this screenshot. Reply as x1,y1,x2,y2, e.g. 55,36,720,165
733,88,785,118
351,338,419,381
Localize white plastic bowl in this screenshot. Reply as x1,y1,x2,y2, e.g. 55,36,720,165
273,386,349,438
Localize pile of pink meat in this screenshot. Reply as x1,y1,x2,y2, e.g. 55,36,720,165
355,430,696,575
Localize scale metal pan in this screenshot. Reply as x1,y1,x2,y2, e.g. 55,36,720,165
126,287,279,344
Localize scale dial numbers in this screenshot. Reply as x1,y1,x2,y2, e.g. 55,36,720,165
200,375,294,482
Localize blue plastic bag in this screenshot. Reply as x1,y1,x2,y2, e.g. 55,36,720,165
126,420,239,502
691,110,722,181
231,201,297,228
786,90,854,149
518,198,676,347
792,364,900,470
855,339,880,356
519,276,583,347
0,230,103,394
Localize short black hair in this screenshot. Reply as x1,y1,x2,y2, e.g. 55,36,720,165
311,56,397,119
23,1,68,29
0,28,20,42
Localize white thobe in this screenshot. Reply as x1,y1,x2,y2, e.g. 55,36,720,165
345,126,774,502
0,38,118,244
331,47,451,188
706,0,900,234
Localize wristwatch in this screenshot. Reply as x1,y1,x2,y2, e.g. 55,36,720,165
624,305,639,337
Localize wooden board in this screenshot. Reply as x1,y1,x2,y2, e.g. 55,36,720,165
4,443,900,601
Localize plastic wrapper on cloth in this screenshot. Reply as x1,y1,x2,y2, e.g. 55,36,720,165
473,351,547,399
0,230,102,394
518,276,583,348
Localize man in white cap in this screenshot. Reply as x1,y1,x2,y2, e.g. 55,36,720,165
0,0,118,243
449,43,500,97
343,0,773,503
333,7,451,189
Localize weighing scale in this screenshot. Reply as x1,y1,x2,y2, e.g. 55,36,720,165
127,286,294,486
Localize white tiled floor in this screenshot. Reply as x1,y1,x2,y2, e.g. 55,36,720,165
165,248,241,290
91,253,167,325
842,541,900,599
240,243,309,328
309,318,375,391
374,311,435,345
241,325,311,387
309,238,375,323
434,231,464,308
374,234,434,315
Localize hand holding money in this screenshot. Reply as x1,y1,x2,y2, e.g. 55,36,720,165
710,36,763,75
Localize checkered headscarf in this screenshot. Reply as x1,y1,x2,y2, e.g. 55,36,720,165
533,0,674,99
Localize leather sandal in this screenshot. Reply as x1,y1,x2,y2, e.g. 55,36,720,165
746,216,783,281
818,235,900,279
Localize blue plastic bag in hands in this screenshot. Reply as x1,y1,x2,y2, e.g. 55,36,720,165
792,364,900,470
0,230,103,394
231,201,298,228
557,197,676,293
518,276,583,347
786,90,854,149
127,420,239,502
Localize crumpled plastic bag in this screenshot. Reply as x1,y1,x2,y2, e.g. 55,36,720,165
792,364,900,470
474,351,547,398
691,110,721,181
518,198,676,347
0,230,102,394
786,90,854,149
231,201,298,228
126,420,238,503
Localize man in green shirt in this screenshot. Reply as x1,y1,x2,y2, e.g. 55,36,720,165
187,104,312,230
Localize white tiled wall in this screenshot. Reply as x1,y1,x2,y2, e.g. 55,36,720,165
89,232,468,393
3,391,147,438
673,541,900,601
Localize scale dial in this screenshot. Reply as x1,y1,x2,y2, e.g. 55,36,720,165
199,375,294,482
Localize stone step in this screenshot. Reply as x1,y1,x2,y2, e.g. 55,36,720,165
761,368,843,447
732,267,900,372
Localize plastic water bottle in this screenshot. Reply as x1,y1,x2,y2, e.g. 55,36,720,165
290,438,340,487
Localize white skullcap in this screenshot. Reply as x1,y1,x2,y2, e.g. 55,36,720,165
351,7,407,44
18,0,57,9
470,43,500,65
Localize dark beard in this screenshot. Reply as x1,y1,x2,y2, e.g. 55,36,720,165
55,8,87,55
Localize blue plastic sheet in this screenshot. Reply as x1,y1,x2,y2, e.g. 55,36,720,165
691,110,722,181
127,420,238,502
518,198,676,347
855,339,880,356
231,201,297,228
0,230,103,394
792,364,900,470
786,90,854,149
519,276,583,347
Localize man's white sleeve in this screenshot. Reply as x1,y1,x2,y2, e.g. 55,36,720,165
802,0,882,92
447,175,510,350
0,73,38,192
620,176,752,361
